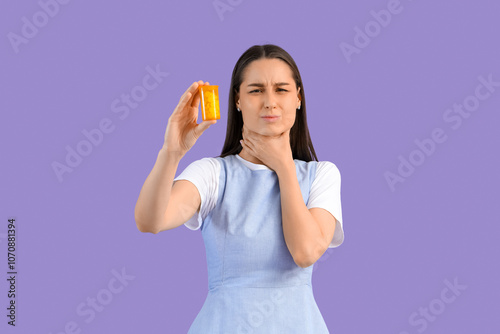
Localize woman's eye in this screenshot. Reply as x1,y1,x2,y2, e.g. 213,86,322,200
249,88,287,93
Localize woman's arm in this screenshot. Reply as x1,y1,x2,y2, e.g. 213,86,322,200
239,125,336,268
134,81,216,234
276,162,336,268
134,149,200,234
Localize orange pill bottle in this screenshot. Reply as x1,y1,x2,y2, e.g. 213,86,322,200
198,85,220,121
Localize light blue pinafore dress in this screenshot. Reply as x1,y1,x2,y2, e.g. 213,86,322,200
187,154,330,333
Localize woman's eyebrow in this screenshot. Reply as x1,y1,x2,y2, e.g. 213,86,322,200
247,82,290,87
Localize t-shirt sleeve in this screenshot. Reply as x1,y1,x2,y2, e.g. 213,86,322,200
307,161,344,248
173,157,219,230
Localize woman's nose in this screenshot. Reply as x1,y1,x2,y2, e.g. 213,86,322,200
264,91,277,109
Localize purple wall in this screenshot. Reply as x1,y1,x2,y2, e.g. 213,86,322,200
1,0,499,333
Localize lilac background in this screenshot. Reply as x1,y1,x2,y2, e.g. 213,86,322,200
1,0,499,333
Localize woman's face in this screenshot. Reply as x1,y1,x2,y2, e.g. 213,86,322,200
236,58,301,137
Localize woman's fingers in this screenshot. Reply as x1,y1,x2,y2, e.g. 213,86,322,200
172,84,196,115
173,81,204,115
240,137,255,156
190,81,210,108
190,86,201,109
164,80,216,155
197,120,217,135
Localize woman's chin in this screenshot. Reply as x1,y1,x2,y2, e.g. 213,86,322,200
255,127,288,137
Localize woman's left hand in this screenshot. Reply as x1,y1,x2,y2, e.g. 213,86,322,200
240,124,294,173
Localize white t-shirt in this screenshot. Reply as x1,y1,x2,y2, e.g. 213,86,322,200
174,154,344,248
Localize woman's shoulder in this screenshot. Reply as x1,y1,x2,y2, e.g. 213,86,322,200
177,156,221,178
189,156,224,165
294,160,341,180
316,160,341,175
312,161,341,184
295,159,340,172
316,160,340,170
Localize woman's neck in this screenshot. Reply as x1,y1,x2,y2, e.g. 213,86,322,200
238,148,265,165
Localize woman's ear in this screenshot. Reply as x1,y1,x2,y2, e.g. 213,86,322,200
235,92,240,109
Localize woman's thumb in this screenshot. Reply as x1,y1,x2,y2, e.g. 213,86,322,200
197,120,217,135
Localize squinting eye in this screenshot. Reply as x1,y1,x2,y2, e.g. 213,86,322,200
249,89,261,93
277,88,288,92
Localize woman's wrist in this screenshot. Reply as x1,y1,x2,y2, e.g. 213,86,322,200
275,159,296,178
158,145,184,163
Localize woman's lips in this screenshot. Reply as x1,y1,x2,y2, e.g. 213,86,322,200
261,115,280,122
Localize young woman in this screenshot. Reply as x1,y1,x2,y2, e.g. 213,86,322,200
135,44,344,333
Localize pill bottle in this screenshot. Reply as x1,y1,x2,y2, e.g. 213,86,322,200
198,85,220,121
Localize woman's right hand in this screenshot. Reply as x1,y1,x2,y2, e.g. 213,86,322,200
163,80,217,157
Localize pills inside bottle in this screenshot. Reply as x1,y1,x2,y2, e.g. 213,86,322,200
198,85,220,121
